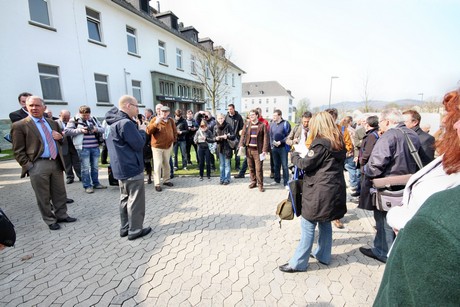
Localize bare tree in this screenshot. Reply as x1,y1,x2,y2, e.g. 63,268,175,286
421,99,443,113
295,98,311,119
193,47,231,114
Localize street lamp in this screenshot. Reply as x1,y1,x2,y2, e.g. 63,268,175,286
418,93,424,103
328,76,339,108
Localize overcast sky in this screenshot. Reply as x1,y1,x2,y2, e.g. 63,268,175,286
157,0,460,107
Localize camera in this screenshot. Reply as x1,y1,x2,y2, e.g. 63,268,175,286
86,123,94,134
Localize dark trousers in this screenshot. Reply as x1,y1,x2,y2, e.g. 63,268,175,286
173,141,187,168
64,144,81,180
247,147,264,187
186,139,198,164
197,146,211,178
272,146,289,185
238,158,248,176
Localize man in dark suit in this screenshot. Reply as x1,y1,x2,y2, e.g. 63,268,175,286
403,110,435,166
9,92,32,123
11,96,77,230
56,110,81,184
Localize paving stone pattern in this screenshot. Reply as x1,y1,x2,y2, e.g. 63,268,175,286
0,160,384,306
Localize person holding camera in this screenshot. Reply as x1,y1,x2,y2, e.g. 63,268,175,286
65,105,107,194
195,111,217,171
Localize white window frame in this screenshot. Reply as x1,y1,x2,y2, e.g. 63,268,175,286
176,48,183,70
38,63,63,102
86,7,103,43
126,26,138,55
132,80,142,104
28,0,51,26
158,41,166,64
94,73,110,103
232,73,235,86
190,55,196,74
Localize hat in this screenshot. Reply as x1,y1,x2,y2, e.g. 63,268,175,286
160,106,170,112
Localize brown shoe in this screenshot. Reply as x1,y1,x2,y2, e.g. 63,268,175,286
155,185,162,192
333,219,344,229
248,183,257,189
259,186,265,192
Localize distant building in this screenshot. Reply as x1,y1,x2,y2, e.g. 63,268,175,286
242,81,295,121
0,0,244,122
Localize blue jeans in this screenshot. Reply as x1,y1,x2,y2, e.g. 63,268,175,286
173,141,187,168
78,147,101,189
344,156,359,188
218,153,231,183
289,216,332,271
372,210,395,262
271,146,289,185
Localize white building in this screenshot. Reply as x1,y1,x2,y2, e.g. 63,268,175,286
0,0,244,124
241,81,295,121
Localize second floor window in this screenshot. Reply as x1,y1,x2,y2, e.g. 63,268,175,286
176,48,183,69
94,73,110,103
126,26,137,54
158,41,166,64
191,55,196,74
86,7,102,42
38,63,62,101
28,0,50,26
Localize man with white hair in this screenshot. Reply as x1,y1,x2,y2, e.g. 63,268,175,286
358,108,420,263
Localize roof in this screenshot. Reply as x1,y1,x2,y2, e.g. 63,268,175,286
242,81,294,98
112,0,245,74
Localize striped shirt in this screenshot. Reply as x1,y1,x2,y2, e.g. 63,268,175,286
249,124,259,147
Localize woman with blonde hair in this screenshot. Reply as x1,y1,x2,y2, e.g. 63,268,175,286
279,111,347,273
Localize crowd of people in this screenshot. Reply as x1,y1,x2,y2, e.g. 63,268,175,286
3,87,460,304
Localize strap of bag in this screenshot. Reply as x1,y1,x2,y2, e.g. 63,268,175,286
396,128,423,170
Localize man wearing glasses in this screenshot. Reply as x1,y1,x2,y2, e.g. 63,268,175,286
105,95,151,240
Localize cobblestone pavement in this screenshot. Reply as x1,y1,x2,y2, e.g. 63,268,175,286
0,159,384,306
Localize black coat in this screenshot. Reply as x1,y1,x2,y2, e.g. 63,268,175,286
175,117,188,142
214,122,235,159
358,128,380,211
291,138,347,222
413,126,435,166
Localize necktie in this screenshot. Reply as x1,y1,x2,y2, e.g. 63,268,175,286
39,119,57,159
304,127,309,139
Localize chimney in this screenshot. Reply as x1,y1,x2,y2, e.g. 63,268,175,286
156,11,179,30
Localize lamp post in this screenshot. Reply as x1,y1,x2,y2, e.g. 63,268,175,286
328,76,339,108
418,93,424,103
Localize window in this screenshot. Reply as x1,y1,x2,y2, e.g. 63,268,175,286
191,55,196,74
251,99,254,105
176,48,183,69
86,7,102,42
232,73,235,86
28,0,50,26
132,80,142,104
205,65,210,79
158,41,166,64
126,26,137,54
224,74,228,85
38,64,62,101
94,74,110,103
259,99,262,104
159,81,174,96
266,98,269,104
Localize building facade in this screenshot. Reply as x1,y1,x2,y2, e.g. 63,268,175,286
0,0,244,149
241,81,295,121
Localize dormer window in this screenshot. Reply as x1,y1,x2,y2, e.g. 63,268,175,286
259,90,264,94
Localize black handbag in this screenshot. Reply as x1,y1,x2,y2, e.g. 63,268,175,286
287,166,303,217
0,208,16,247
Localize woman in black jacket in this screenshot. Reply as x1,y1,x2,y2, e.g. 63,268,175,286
214,113,235,185
279,111,347,273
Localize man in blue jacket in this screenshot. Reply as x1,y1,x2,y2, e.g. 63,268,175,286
105,95,151,240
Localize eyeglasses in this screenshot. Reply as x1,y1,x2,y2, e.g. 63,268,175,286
130,103,139,108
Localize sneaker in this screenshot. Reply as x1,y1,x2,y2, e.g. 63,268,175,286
183,167,188,171
85,187,94,194
234,174,245,179
285,185,289,190
174,167,178,171
269,173,274,179
200,177,203,181
93,184,107,189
